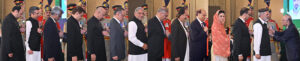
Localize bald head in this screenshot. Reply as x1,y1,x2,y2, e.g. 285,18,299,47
196,9,207,21
282,14,292,26
94,6,106,20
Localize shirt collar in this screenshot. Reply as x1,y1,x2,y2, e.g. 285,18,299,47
51,17,56,23
259,17,266,24
239,17,245,23
156,16,162,23
113,17,121,24
179,19,185,28
197,17,203,24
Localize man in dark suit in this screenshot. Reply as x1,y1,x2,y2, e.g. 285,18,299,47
269,15,300,61
43,6,64,61
147,7,169,61
170,7,189,61
232,7,251,61
66,7,86,61
0,6,25,61
87,6,108,61
109,7,127,61
189,9,208,61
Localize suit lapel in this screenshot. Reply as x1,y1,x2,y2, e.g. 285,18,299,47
176,19,187,39
113,18,124,32
239,18,249,32
154,17,165,34
195,19,204,30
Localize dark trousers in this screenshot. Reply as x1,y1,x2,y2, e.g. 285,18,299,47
148,57,162,61
232,54,248,61
43,53,64,61
190,55,209,61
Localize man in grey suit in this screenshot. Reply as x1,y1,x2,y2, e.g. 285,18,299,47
109,7,127,61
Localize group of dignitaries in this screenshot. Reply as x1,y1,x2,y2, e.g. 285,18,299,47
1,1,300,61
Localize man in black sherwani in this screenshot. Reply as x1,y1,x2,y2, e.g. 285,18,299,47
66,7,86,61
0,6,25,61
87,6,109,61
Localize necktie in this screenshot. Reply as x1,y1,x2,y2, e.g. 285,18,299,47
120,22,123,27
203,23,206,27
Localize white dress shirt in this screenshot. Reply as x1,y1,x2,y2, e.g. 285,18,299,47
239,17,246,23
127,21,148,61
25,21,32,51
128,21,144,47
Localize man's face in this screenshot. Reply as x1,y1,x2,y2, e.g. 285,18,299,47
73,12,84,21
16,8,25,18
116,10,125,21
13,10,21,18
54,13,62,21
13,8,24,18
144,10,148,16
262,12,270,21
282,16,289,26
244,12,250,19
98,8,106,19
32,10,41,19
198,10,207,21
45,11,51,18
248,9,253,16
134,9,144,20
160,11,168,20
179,14,187,21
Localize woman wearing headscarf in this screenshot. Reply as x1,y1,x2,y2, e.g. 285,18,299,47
211,10,230,61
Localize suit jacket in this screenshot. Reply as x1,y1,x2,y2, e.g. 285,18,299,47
109,18,126,60
43,17,63,61
274,24,300,61
66,16,84,60
0,13,25,61
232,18,251,57
87,16,107,61
189,19,208,61
147,16,166,61
170,19,188,61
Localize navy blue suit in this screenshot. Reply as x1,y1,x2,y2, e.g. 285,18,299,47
274,23,300,61
189,19,208,61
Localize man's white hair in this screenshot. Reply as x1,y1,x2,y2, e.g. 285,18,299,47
51,6,63,15
135,7,143,13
